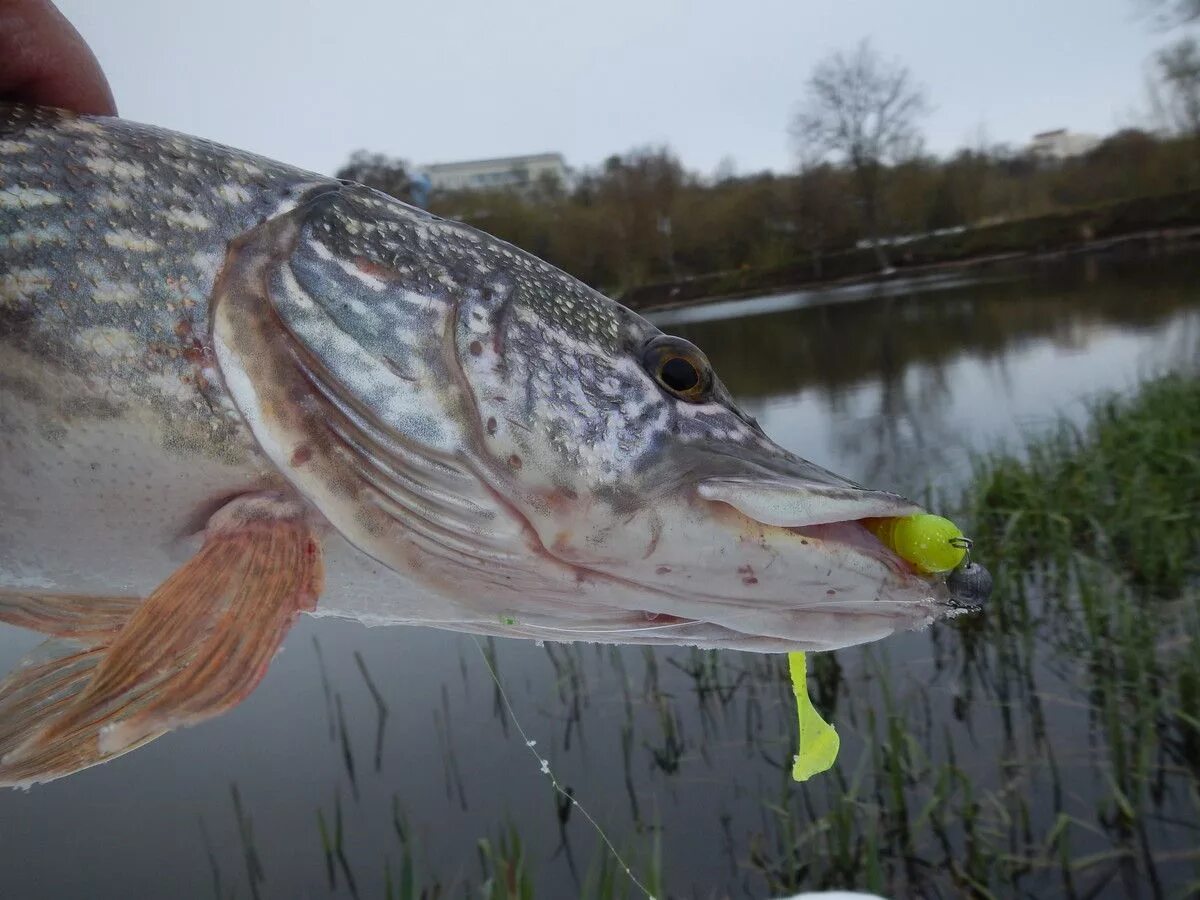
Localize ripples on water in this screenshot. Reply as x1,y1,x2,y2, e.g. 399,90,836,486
1,250,1197,898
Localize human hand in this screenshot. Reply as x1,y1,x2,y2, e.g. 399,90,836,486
0,0,114,115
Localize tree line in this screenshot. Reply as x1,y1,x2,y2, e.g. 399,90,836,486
338,31,1200,296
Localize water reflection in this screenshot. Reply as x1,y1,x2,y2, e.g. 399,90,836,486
660,251,1200,497
661,253,1197,402
0,251,1198,899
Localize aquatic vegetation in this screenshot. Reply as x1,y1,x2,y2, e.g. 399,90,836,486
969,373,1200,596
747,374,1200,896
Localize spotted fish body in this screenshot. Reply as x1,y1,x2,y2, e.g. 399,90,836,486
2,104,978,659
2,105,326,595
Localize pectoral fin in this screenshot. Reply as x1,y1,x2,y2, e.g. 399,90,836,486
0,493,323,787
0,639,134,787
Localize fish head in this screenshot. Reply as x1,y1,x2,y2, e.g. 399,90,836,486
453,264,977,652
214,184,981,652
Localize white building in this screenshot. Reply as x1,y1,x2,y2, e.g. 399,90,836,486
423,153,569,193
1028,129,1101,161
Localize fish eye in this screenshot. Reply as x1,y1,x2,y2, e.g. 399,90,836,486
642,335,713,402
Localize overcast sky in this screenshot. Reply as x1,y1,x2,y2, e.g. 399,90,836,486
59,0,1173,178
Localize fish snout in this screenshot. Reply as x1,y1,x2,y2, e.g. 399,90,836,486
693,474,991,608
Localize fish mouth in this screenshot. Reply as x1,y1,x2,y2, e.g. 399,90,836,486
691,471,993,612
695,474,928,577
693,471,994,614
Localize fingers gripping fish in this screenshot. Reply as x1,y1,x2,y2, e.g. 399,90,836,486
0,105,988,786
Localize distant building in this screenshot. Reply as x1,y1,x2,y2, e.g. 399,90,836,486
1028,129,1101,161
422,153,570,193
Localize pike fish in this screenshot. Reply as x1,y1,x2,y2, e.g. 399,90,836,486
0,104,985,786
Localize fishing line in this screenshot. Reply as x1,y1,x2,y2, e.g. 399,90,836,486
471,635,656,900
516,619,701,637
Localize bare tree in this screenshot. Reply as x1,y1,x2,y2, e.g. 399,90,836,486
1150,36,1200,136
790,40,929,271
1138,0,1200,29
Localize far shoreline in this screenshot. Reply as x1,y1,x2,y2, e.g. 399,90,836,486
620,190,1200,313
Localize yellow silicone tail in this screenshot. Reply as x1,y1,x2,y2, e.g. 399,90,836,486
788,651,839,782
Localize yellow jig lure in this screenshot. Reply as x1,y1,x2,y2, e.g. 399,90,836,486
865,513,968,574
789,512,979,783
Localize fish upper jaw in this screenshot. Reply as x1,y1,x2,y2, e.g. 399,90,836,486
695,476,923,528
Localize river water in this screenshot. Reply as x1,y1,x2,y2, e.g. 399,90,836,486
1,249,1197,898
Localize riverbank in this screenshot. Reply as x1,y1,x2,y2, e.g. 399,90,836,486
620,189,1200,311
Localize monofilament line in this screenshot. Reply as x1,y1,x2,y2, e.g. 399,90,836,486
472,636,656,900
